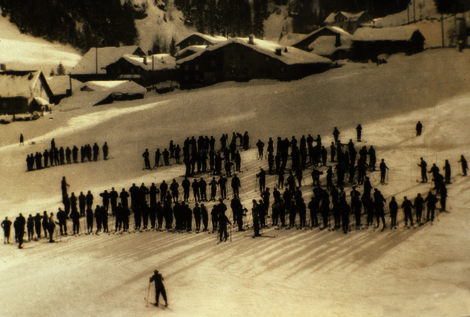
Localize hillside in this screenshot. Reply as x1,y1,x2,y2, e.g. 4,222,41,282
0,49,469,316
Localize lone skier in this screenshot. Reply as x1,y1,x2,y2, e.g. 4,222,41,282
149,270,168,307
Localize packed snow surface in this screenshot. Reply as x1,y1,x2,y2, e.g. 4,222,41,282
1,49,470,317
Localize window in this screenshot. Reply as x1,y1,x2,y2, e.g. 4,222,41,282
195,64,199,71
265,57,269,62
211,60,216,67
229,54,234,60
280,67,285,73
185,75,189,81
188,41,192,45
130,68,134,73
185,65,189,71
230,68,234,74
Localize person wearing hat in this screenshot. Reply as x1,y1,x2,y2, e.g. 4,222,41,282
149,270,167,307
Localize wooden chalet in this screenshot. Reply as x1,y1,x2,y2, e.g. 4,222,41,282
0,70,53,116
177,36,331,89
105,54,178,87
352,27,425,61
71,46,146,82
324,11,372,34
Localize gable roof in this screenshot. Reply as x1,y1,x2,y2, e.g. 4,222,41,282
71,46,145,75
291,26,353,47
176,33,227,47
177,37,331,66
353,27,425,42
80,80,146,94
114,54,176,71
325,11,368,23
0,71,52,98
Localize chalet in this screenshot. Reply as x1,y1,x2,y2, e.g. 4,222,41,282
292,26,353,60
105,54,177,86
177,36,331,89
352,27,425,61
71,46,146,82
176,45,207,61
0,70,53,116
324,11,372,34
176,33,226,51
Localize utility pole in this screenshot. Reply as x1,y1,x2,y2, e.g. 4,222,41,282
95,47,98,75
441,13,445,47
413,0,416,23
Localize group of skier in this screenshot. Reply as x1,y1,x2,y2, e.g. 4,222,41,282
142,132,249,177
26,138,109,171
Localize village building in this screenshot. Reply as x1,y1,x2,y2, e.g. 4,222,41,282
177,36,331,89
105,53,177,87
291,26,353,60
71,46,146,82
352,27,425,61
0,70,53,116
79,80,147,106
324,11,372,34
176,33,227,51
175,45,207,61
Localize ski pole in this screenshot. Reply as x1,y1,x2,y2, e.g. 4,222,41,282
146,281,151,307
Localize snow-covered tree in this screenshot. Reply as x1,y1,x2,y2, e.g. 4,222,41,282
56,63,66,76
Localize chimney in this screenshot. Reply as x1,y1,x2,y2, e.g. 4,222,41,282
248,35,254,45
284,47,288,53
275,48,282,56
0,64,6,71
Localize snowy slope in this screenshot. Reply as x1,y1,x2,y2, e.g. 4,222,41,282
0,14,81,72
0,49,470,316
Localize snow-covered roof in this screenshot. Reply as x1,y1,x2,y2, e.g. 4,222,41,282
71,46,145,75
176,33,227,47
177,45,207,56
325,11,368,23
47,75,83,95
119,54,176,71
0,71,44,98
34,96,49,106
177,37,331,66
291,26,353,47
278,33,307,46
80,80,147,94
353,27,424,42
308,36,353,56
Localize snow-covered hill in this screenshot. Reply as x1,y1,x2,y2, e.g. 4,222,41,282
0,14,81,72
0,49,470,316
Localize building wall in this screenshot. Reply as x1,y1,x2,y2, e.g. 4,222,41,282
0,97,30,115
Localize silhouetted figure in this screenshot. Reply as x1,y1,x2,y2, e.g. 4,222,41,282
2,217,12,244
459,155,468,176
149,270,167,307
416,121,422,136
356,124,362,142
142,149,151,170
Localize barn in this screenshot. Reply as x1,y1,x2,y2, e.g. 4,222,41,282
177,37,331,89
352,27,425,61
0,70,53,116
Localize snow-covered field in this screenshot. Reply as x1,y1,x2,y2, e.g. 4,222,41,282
1,49,470,316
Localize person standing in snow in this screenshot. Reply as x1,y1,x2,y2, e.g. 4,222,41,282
416,121,422,136
418,158,428,182
142,149,151,170
149,270,167,307
333,127,340,143
356,124,362,142
379,159,389,184
20,134,24,146
2,217,12,244
458,155,468,176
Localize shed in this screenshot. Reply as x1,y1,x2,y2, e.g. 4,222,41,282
352,27,425,60
0,70,53,115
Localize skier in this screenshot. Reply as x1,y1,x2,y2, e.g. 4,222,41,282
356,124,362,142
458,155,468,176
142,149,151,170
103,142,109,160
218,208,232,242
418,157,428,182
2,217,12,244
401,196,414,227
252,200,261,237
256,139,265,159
149,270,168,307
333,127,340,143
379,159,389,184
443,160,451,184
231,174,241,198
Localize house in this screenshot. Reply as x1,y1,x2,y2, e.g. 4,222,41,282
177,36,331,89
47,75,83,104
176,45,207,61
324,11,372,34
79,80,147,106
71,46,146,82
0,70,53,116
176,33,227,51
105,53,178,87
352,27,425,60
291,26,353,60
